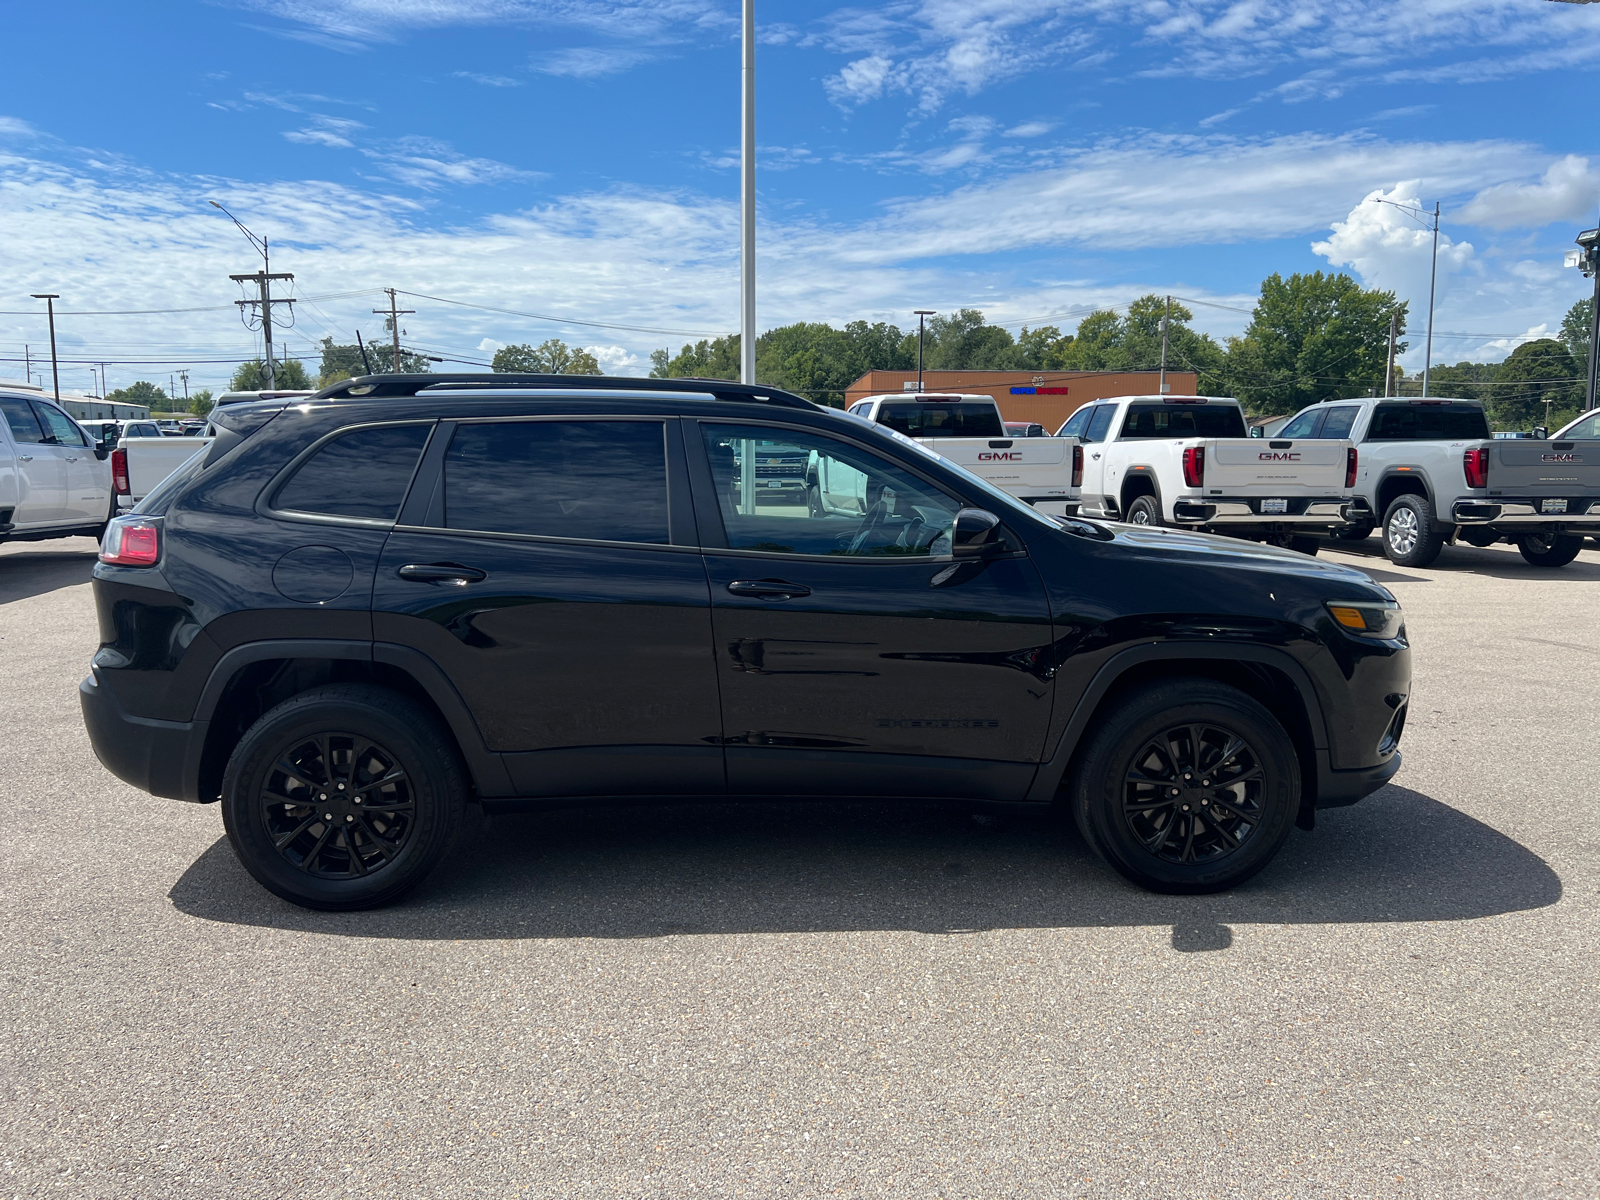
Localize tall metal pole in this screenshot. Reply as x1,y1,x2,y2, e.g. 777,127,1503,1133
914,310,934,392
31,295,60,401
1384,311,1398,398
1159,294,1170,394
739,0,756,385
1587,262,1600,411
1422,202,1439,398
260,238,277,389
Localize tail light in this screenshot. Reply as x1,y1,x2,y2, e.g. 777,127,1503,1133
111,448,129,495
1463,446,1489,488
1181,446,1205,487
1345,447,1358,488
100,518,160,567
1071,443,1083,487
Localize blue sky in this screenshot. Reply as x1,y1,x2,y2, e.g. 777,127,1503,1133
2,0,1599,395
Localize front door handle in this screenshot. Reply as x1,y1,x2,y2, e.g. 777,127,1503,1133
397,562,487,585
65,456,80,463
727,578,811,600
18,455,32,462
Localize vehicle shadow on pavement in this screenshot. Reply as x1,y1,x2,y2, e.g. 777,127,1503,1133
1322,539,1600,581
168,785,1560,942
0,545,99,604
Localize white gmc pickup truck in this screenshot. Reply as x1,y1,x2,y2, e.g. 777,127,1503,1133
1055,394,1357,550
847,392,1081,515
1275,396,1600,568
112,433,211,511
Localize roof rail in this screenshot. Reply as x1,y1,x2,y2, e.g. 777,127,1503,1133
313,373,817,409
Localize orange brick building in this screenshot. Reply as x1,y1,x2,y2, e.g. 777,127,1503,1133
843,370,1197,432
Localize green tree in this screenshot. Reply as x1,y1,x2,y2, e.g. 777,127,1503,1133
1042,296,1225,388
106,380,168,407
230,358,312,391
755,320,914,406
908,309,1021,370
1014,325,1074,370
650,335,742,381
491,339,603,374
315,336,431,381
1221,272,1407,415
1561,295,1593,372
1482,339,1583,431
189,389,214,417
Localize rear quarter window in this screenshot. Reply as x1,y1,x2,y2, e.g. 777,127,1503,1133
273,424,432,522
1367,404,1490,441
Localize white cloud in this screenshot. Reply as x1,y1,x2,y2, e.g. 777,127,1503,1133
824,54,898,105
363,137,537,188
0,116,41,138
533,47,654,78
453,71,521,87
1198,108,1242,128
1002,121,1055,138
1457,155,1600,230
1312,182,1476,309
283,116,367,149
235,0,730,44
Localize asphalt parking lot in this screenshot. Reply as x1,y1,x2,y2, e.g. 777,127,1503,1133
3,534,1597,1199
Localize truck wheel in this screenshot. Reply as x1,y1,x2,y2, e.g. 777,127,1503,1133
1067,680,1299,894
807,485,825,517
1382,495,1444,568
1125,495,1162,526
220,684,467,911
1288,536,1320,556
1329,521,1373,541
1517,532,1583,568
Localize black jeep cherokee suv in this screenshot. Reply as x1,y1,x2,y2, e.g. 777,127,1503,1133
80,374,1409,910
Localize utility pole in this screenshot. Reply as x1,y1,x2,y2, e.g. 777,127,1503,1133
1159,295,1171,394
1422,201,1440,399
99,364,108,400
740,0,756,385
178,370,189,406
1575,228,1600,411
212,201,293,389
914,310,935,392
1384,311,1399,398
30,295,60,401
24,344,30,385
374,289,415,373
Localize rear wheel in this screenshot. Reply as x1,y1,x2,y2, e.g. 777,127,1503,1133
1382,494,1444,568
221,684,466,910
1125,495,1162,526
1329,521,1373,541
1517,531,1583,568
1288,536,1320,556
1068,680,1300,893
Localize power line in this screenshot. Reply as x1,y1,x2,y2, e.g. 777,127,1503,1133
394,290,724,338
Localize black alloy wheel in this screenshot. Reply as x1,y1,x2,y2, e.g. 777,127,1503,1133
221,684,466,910
259,733,415,879
1068,679,1299,893
1517,531,1583,568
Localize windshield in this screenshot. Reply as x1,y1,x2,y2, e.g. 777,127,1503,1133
825,408,1055,533
1120,404,1248,439
876,401,1005,438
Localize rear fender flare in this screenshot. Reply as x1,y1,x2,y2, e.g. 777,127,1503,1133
1026,642,1330,803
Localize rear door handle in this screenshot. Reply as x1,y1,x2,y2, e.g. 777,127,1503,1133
397,562,487,584
727,578,811,600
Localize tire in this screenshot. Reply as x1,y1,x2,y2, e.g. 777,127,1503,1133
1517,531,1583,568
1125,494,1162,526
221,684,467,911
1329,521,1373,541
1382,494,1444,568
807,484,825,518
1067,680,1300,894
1288,536,1320,556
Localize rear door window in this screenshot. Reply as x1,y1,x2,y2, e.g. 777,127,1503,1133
444,420,669,545
0,397,49,444
1367,403,1491,441
274,424,432,521
1318,406,1360,439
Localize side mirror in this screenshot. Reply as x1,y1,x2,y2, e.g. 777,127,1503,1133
952,507,1004,558
1532,426,1549,440
1248,426,1264,438
93,440,110,460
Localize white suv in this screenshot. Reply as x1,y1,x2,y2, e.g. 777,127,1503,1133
0,391,115,544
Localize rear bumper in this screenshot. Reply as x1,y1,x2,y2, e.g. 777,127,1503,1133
79,671,206,802
1452,498,1600,527
1315,749,1402,809
1173,496,1352,528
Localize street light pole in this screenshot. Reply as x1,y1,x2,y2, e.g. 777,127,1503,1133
30,295,60,402
915,310,935,392
1574,229,1600,411
1422,201,1440,399
740,0,756,385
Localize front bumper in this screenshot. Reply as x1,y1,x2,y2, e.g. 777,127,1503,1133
1452,498,1600,528
1315,749,1402,808
80,670,206,802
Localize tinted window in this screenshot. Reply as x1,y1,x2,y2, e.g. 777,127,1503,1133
1120,404,1248,439
0,397,48,444
276,424,430,521
1277,409,1323,440
1084,406,1117,443
1560,413,1600,440
875,401,1005,438
702,423,960,557
445,420,667,544
1057,406,1093,439
33,402,88,446
1319,407,1359,439
1367,403,1490,441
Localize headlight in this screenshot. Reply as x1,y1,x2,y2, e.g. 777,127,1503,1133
1325,601,1404,640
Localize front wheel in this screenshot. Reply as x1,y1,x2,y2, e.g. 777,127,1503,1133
1067,680,1300,893
1518,532,1583,568
1383,495,1444,568
221,684,467,910
1125,495,1162,526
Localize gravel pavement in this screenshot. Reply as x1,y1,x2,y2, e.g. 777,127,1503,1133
2,534,1597,1199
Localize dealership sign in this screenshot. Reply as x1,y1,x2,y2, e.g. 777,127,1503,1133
1009,386,1070,395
